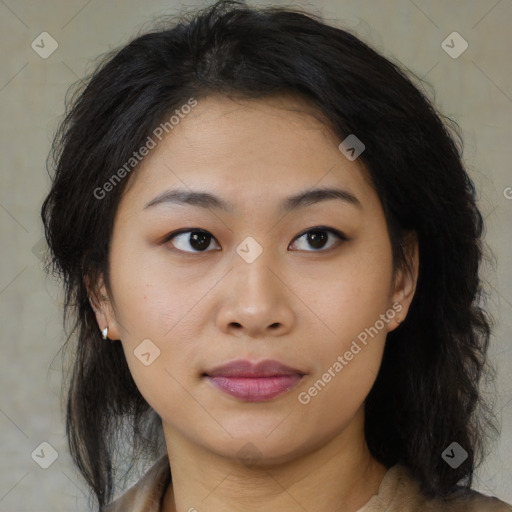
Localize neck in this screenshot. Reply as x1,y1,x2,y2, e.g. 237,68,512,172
161,409,388,512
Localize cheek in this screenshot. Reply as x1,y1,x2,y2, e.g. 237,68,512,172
108,238,191,340
312,237,394,343
107,239,211,391
296,299,389,429
296,235,393,407
109,272,199,416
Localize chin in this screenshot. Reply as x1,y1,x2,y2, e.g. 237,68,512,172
202,429,312,466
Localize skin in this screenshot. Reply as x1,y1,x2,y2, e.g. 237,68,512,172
89,94,419,512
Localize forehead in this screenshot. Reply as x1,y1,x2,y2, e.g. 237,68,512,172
119,94,376,214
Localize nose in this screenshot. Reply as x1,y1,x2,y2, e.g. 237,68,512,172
216,251,295,339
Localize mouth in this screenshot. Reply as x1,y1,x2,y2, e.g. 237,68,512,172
203,359,306,402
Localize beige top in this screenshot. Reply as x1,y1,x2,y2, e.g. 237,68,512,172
103,455,511,512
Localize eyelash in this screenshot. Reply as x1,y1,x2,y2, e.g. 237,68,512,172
162,226,348,254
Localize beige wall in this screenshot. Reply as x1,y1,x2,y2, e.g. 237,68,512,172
0,0,510,509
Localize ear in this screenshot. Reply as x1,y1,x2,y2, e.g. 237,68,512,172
84,273,122,340
388,231,419,332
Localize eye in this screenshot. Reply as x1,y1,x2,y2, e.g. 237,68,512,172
289,227,347,252
164,229,220,253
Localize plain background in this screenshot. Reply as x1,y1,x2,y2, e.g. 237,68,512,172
0,0,511,510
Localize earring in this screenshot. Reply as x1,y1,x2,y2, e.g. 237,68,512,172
101,326,109,340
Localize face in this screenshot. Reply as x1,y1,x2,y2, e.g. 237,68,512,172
91,94,417,465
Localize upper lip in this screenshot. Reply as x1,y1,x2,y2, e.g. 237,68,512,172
204,359,306,378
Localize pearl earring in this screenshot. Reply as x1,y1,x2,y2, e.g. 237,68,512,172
101,327,109,340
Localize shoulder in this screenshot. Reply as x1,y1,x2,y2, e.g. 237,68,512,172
431,488,512,512
388,464,511,512
102,455,171,512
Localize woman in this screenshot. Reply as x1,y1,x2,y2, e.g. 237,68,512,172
40,1,511,511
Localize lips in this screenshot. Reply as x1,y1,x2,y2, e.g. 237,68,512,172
204,359,306,402
206,359,305,378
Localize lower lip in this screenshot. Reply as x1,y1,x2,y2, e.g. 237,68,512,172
206,375,303,401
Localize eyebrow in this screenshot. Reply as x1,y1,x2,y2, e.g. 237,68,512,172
143,186,362,213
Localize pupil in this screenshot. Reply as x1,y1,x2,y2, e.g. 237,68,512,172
190,232,210,251
308,231,327,249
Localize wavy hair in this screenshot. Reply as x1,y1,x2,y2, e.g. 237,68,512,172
41,1,498,509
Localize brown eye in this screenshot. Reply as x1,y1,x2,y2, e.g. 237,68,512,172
290,227,347,252
165,230,220,253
